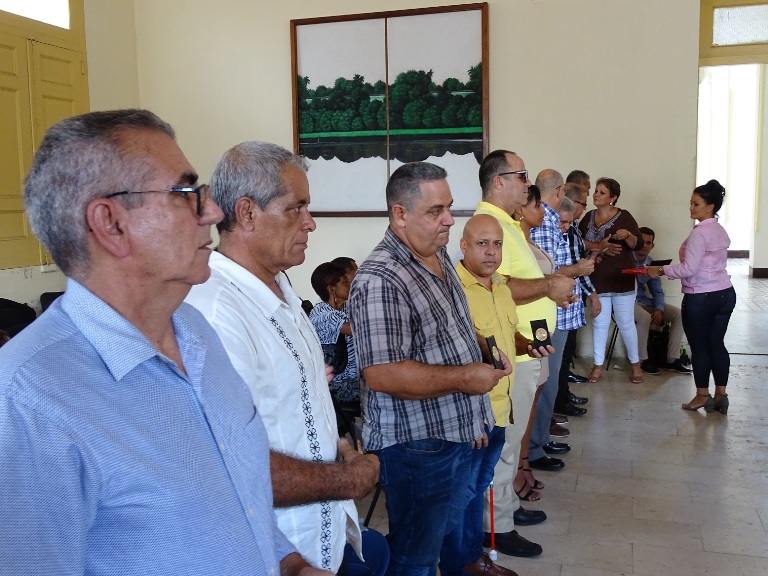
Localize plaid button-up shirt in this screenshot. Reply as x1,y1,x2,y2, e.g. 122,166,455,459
531,203,588,330
349,227,494,451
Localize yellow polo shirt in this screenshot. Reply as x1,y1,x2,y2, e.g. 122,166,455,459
474,201,557,363
456,260,517,426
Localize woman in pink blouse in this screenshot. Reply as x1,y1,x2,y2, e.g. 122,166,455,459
647,180,735,413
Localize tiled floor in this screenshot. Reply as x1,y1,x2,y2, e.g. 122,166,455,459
355,260,768,575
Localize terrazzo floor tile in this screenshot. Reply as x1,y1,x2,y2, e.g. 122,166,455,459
352,260,768,574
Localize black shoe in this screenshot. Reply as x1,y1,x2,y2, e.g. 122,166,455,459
512,506,548,526
553,402,587,417
543,441,571,454
568,371,589,383
665,359,693,374
528,455,565,471
568,392,588,405
640,359,660,375
483,530,543,557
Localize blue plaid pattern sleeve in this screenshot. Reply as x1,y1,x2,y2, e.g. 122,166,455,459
530,203,570,268
568,225,596,297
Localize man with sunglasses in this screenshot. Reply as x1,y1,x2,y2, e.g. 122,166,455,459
474,150,576,558
0,110,328,574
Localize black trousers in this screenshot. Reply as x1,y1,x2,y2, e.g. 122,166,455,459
681,287,736,388
556,329,578,406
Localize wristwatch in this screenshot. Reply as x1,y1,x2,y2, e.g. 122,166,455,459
657,266,664,276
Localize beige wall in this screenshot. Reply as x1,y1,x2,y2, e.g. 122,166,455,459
3,0,699,323
85,0,140,111
0,0,140,310
127,0,700,300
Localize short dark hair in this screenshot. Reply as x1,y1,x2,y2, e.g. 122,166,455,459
331,257,356,273
526,184,542,206
563,182,585,201
693,179,726,214
479,149,516,197
639,226,655,240
310,262,347,302
596,177,621,203
386,162,447,215
566,170,590,186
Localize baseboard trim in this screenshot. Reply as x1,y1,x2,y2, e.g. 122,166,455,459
728,250,749,258
750,267,768,278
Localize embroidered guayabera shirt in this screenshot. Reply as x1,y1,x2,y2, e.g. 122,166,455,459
185,252,362,572
349,227,494,451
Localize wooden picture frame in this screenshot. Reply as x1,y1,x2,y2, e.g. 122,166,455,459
291,3,489,216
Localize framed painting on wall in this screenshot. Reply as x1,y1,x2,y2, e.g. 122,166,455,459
291,3,488,216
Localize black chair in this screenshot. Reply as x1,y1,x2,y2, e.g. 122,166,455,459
329,390,361,451
0,298,37,336
606,312,670,366
40,291,64,312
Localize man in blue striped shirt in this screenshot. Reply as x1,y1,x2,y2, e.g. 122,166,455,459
0,110,325,576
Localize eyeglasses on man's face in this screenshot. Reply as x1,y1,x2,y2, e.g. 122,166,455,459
497,170,528,182
104,184,211,216
573,199,588,208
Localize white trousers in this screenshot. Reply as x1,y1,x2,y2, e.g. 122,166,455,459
483,359,541,533
593,292,640,365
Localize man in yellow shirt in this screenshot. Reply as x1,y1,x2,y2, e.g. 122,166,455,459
440,215,552,572
475,150,576,556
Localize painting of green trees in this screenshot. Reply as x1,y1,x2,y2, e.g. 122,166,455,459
297,65,482,162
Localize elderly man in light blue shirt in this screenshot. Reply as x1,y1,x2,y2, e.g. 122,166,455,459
0,110,327,576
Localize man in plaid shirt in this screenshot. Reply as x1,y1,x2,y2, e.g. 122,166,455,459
349,162,513,576
529,170,595,462
554,183,603,414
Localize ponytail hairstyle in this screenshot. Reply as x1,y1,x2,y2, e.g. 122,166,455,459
693,179,726,215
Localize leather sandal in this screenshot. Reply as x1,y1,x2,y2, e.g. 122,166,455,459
588,365,603,383
521,457,544,490
514,475,541,501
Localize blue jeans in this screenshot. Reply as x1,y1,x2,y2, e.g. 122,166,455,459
375,439,473,576
681,287,736,388
439,426,506,576
341,527,390,576
529,328,567,460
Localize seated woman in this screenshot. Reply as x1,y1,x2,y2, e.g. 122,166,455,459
309,261,360,408
332,256,358,287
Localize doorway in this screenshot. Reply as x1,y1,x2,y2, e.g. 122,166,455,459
696,64,762,252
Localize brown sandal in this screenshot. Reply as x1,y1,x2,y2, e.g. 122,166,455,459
630,363,643,384
588,365,603,383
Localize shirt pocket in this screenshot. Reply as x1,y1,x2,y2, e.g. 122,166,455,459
472,309,498,340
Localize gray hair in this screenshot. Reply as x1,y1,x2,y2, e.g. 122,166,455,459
563,182,584,201
23,109,175,279
557,196,575,215
210,141,307,233
386,162,447,216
